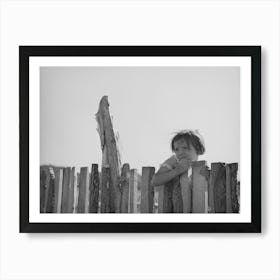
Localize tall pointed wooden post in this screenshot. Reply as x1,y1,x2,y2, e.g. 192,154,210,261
96,96,121,213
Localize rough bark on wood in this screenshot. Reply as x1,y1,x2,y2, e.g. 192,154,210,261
120,163,130,213
89,164,100,213
140,167,155,213
96,96,121,213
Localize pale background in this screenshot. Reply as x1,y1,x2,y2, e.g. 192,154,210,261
40,66,240,172
1,1,279,280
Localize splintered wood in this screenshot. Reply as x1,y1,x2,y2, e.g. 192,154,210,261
96,96,121,213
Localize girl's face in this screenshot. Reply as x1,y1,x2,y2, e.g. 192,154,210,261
173,138,198,161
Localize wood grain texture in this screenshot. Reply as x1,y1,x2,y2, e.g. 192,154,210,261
89,164,100,213
129,169,138,213
210,163,226,213
120,163,130,213
96,96,121,213
226,163,239,213
61,167,71,213
156,186,164,213
192,161,207,213
140,167,155,213
66,167,75,213
180,172,192,213
40,168,46,213
77,167,89,213
101,167,112,213
73,174,78,213
45,169,55,213
43,169,51,213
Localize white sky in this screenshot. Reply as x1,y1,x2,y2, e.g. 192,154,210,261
40,66,240,173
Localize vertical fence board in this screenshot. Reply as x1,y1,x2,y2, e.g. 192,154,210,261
210,163,226,213
96,96,121,213
54,168,61,213
73,175,78,213
101,167,111,213
46,167,55,213
56,169,63,213
153,190,159,213
208,167,215,213
140,167,155,213
66,167,75,213
129,169,138,213
89,164,100,213
226,163,239,213
40,168,46,213
192,161,208,213
156,186,164,213
162,182,174,213
172,178,183,213
43,169,51,213
180,172,192,213
61,167,71,213
77,167,90,213
120,164,130,213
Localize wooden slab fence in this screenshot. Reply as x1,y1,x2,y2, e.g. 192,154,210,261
40,161,239,214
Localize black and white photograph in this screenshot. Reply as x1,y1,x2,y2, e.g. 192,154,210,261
3,1,279,279
20,46,261,232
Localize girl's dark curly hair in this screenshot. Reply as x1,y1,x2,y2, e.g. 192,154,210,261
171,130,205,155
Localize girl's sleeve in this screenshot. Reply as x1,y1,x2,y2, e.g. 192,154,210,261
160,155,178,170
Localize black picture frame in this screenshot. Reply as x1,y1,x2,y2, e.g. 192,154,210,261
20,46,261,233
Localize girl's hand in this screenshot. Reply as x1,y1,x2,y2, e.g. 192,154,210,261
175,158,191,175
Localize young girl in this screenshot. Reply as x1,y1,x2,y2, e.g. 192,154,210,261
151,130,205,212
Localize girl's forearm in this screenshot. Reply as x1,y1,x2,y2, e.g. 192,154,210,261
151,169,180,187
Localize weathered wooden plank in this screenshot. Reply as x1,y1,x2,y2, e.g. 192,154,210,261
96,96,121,213
77,167,90,213
40,168,47,213
162,181,175,213
129,169,138,213
46,167,55,213
192,161,208,213
67,167,75,213
54,168,61,213
89,164,100,213
73,175,78,213
56,169,63,213
101,167,111,213
43,169,51,213
180,172,192,213
156,186,164,213
226,163,239,213
120,163,130,213
210,163,226,213
172,178,183,213
61,167,71,213
140,167,155,213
